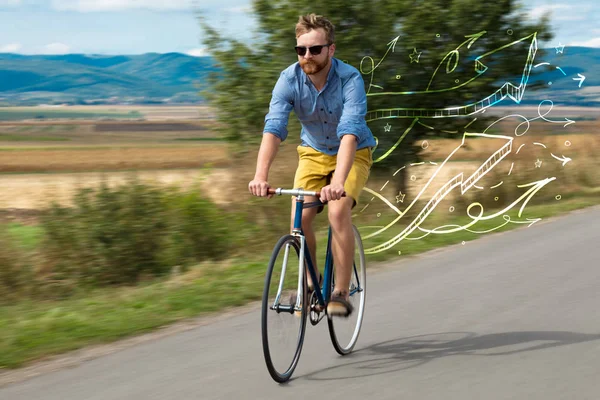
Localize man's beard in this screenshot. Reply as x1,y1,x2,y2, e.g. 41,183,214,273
300,56,329,75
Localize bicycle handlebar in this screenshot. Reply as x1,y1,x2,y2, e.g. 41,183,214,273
267,188,346,198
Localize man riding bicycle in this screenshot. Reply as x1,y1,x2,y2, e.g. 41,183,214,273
249,13,376,317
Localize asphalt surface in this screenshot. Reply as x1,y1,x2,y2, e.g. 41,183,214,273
2,206,599,399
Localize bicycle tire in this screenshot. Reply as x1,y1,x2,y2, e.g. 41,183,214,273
261,234,307,382
327,225,367,355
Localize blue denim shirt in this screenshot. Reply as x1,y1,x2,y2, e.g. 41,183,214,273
263,58,376,155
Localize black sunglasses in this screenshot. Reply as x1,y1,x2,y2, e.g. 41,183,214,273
294,44,331,56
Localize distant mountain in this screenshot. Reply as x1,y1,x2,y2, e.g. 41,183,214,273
522,46,600,106
0,47,597,106
0,53,217,105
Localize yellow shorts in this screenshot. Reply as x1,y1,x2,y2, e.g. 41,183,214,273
293,145,373,206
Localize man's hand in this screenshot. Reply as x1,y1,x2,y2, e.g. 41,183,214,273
249,178,272,198
320,181,345,202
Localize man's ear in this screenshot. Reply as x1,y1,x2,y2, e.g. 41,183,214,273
329,43,336,57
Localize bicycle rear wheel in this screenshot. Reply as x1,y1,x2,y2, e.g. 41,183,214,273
261,234,307,382
327,225,366,355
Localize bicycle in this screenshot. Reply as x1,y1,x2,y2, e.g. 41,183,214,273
261,187,367,383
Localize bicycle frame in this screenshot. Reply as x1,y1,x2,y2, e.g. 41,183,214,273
291,191,331,308
270,188,362,313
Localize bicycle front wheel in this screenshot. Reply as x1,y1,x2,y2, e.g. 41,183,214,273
328,225,367,355
261,234,307,383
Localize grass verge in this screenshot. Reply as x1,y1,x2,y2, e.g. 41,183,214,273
0,134,69,142
5,224,44,251
0,194,598,370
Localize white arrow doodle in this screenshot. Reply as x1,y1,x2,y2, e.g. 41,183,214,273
550,153,572,166
573,73,585,88
363,133,513,253
365,176,553,254
412,215,542,239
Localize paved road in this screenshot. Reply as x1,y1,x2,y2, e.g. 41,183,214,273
2,207,599,399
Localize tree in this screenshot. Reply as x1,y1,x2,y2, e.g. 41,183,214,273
198,0,552,191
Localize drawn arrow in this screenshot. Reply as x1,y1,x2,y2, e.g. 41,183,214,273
468,178,555,221
426,31,487,91
365,33,538,121
365,176,555,254
412,215,542,238
573,73,585,88
363,133,514,254
550,153,572,166
388,36,400,52
464,31,487,48
535,100,576,127
360,36,400,95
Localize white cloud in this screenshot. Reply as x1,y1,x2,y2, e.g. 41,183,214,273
569,37,600,48
222,5,251,13
528,3,591,22
51,0,195,12
186,48,208,57
42,42,71,54
49,0,252,12
528,4,571,19
0,43,22,53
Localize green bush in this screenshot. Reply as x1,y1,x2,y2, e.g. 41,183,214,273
162,188,233,265
36,179,244,290
39,180,170,287
0,227,33,303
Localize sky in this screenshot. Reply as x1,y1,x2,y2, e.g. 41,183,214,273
0,0,598,56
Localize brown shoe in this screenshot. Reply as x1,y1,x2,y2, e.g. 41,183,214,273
327,291,353,318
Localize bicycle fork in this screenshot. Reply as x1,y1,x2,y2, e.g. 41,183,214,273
272,237,305,314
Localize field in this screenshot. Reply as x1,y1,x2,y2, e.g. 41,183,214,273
0,105,598,213
0,105,598,371
0,105,215,121
0,106,232,210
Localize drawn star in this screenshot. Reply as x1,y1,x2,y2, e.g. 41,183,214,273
395,191,406,203
384,123,392,132
409,48,421,63
555,42,565,54
535,159,543,168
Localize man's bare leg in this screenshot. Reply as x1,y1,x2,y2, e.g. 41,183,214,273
327,196,355,299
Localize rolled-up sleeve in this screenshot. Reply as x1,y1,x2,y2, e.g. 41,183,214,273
263,73,294,141
337,72,370,141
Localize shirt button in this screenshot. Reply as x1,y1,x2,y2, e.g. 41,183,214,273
329,111,332,114
326,136,329,139
328,147,332,151
324,121,327,124
320,108,324,111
